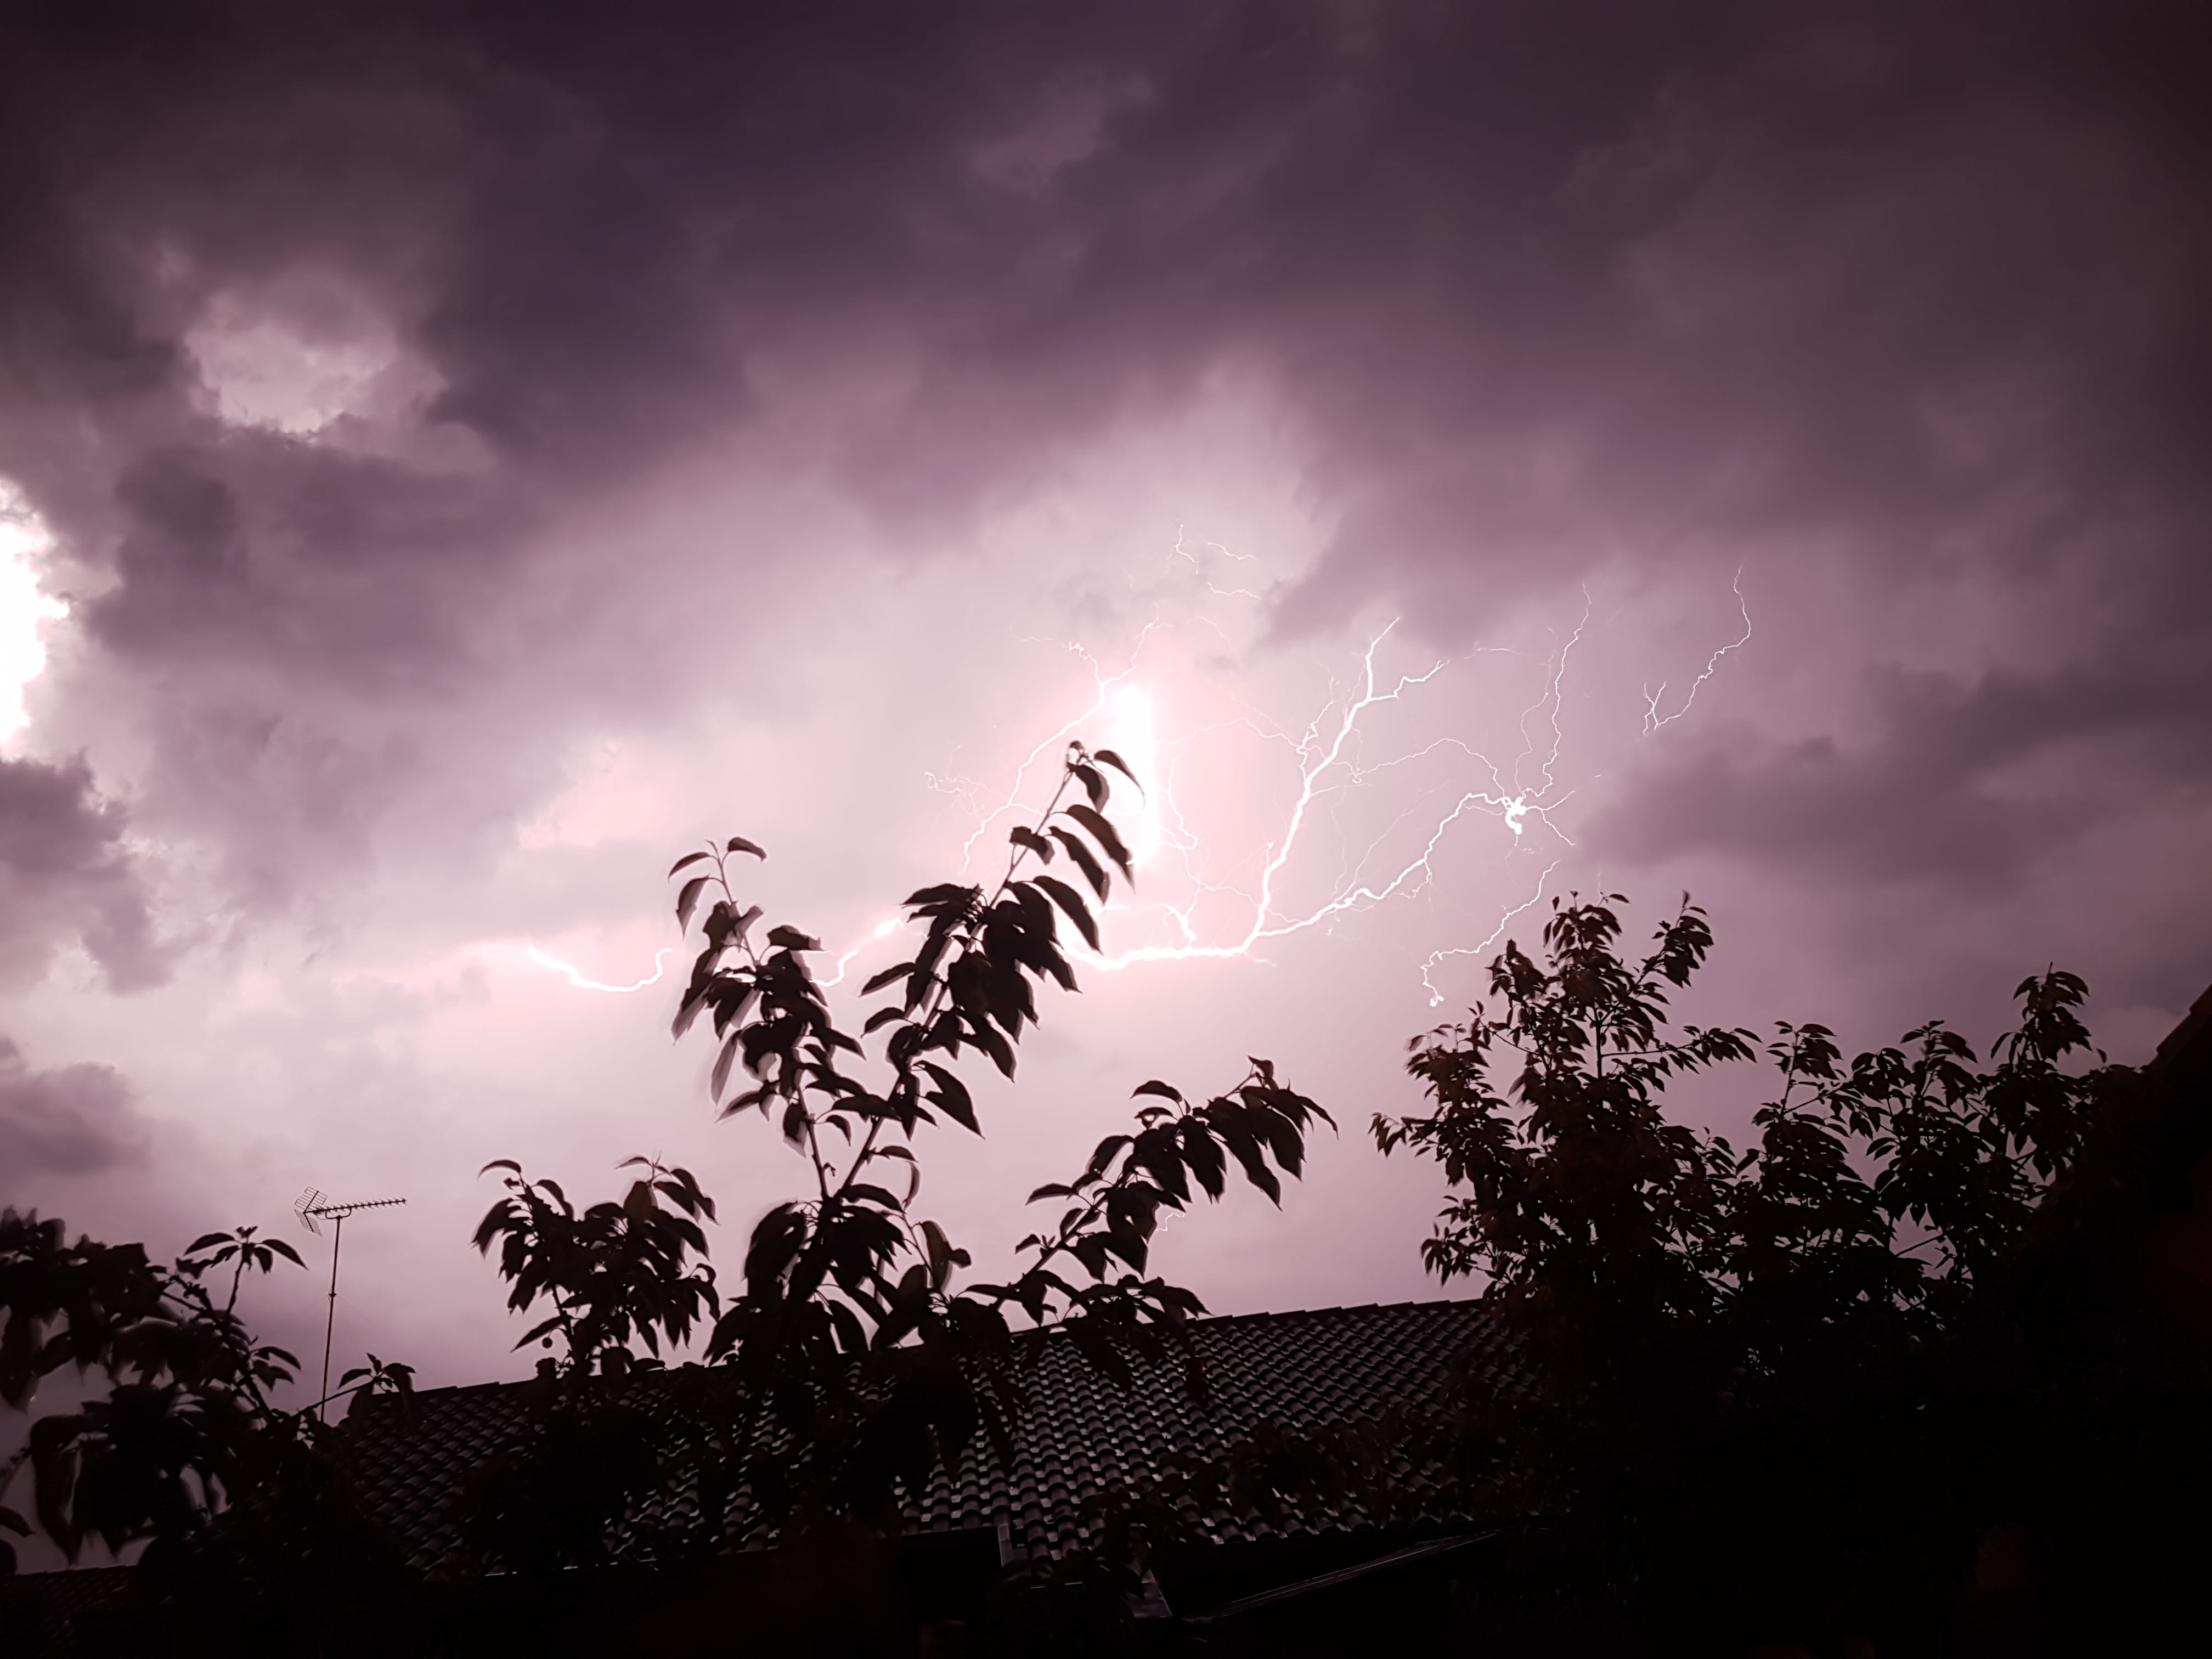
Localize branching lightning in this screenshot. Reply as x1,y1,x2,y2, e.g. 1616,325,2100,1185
899,555,1752,1009
1084,604,1587,972
1415,860,1562,1006
1170,523,1262,600
525,534,1751,1015
1643,568,1752,735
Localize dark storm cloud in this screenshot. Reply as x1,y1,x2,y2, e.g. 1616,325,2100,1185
0,756,162,991
3,5,2185,522
0,0,2205,1385
0,1039,143,1178
93,441,526,692
1589,653,2212,888
8,12,2194,476
0,1,2205,910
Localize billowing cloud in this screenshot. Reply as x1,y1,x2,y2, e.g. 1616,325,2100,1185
0,3,2203,1385
0,1038,143,1180
0,756,163,991
1591,652,2212,888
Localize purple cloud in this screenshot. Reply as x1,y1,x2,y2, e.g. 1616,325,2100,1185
0,757,163,991
0,1038,143,1179
0,3,2203,1385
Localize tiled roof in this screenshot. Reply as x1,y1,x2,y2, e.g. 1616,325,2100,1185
0,1564,136,1651
339,1297,1525,1576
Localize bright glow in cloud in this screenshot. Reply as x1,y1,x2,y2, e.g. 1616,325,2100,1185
516,540,1754,1031
798,545,1744,1011
0,482,67,746
1099,682,1164,866
185,287,403,436
1081,604,1587,980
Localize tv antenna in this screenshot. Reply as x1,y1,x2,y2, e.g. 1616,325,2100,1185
295,1188,406,1421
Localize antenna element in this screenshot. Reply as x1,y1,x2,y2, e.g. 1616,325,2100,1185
295,1190,407,1421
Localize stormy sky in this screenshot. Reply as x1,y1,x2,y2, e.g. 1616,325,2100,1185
3,2,2208,1407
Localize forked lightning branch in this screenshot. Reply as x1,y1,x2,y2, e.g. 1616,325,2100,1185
535,539,1751,1008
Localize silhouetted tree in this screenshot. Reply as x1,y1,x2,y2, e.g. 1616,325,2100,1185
3,744,1327,1651
0,1219,307,1568
0,1214,420,1653
1365,893,2136,1650
459,743,1330,1589
19,807,2192,1655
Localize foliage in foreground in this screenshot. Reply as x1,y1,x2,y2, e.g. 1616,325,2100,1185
1353,893,2177,1646
1,744,1331,1633
3,822,2200,1654
0,1214,413,1601
458,742,1329,1573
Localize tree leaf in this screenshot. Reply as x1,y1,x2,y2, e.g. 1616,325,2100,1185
1064,804,1133,880
668,849,712,878
711,1031,742,1101
1092,748,1143,795
1032,876,1101,951
676,874,711,935
1049,827,1110,898
919,1060,979,1134
862,961,914,995
875,1144,921,1201
726,836,767,859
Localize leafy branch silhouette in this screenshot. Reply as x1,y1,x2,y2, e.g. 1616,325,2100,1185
461,742,1330,1571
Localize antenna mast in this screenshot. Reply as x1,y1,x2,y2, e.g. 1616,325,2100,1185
294,1189,407,1422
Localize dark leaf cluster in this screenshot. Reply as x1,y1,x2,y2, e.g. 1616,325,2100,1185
460,744,1332,1576
0,1220,309,1571
1365,893,2131,1641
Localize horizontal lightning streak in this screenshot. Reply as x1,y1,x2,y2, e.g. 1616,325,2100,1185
1171,523,1263,600
527,944,674,994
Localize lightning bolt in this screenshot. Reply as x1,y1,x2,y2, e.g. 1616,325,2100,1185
822,918,901,989
527,944,674,994
522,544,1750,1014
1417,859,1561,1007
1643,568,1752,735
1087,593,1589,972
1170,523,1263,600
